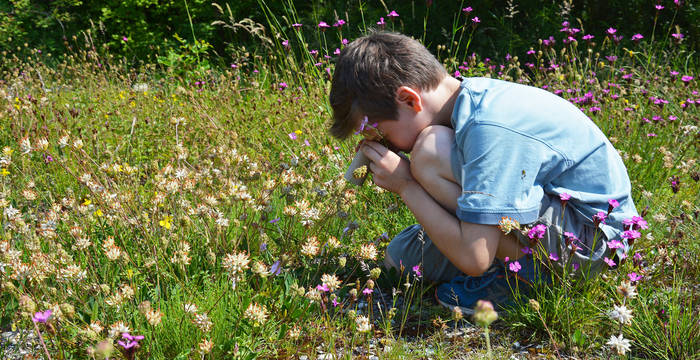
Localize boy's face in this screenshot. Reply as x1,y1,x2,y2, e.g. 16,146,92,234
358,100,431,153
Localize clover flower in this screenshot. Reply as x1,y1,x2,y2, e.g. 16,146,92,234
607,334,632,355
32,309,52,324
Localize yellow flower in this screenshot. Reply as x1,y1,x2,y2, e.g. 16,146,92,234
0,168,9,177
294,130,302,135
94,209,103,217
160,215,173,229
83,199,92,206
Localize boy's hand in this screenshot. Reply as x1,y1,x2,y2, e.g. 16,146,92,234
360,141,415,194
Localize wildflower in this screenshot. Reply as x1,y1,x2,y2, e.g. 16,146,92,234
608,199,619,213
606,27,617,36
622,230,641,241
184,303,198,314
194,313,213,332
559,192,571,202
291,23,302,29
412,264,422,277
616,281,637,299
334,19,345,28
681,75,694,83
159,215,172,230
498,216,520,234
607,239,624,249
32,309,52,323
604,257,616,267
287,325,301,339
376,17,385,26
521,246,533,255
317,21,330,29
608,304,633,325
362,287,373,295
473,300,498,327
244,302,268,326
655,4,664,10
198,339,214,354
628,272,643,282
122,36,128,42
356,315,372,332
117,333,144,350
387,10,399,18
358,243,378,260
269,260,282,276
471,16,480,23
301,236,320,257
549,253,559,261
631,33,644,42
508,261,521,273
527,224,547,239
593,211,607,225
607,334,632,355
462,6,473,13
316,283,330,292
222,251,250,276
145,309,163,326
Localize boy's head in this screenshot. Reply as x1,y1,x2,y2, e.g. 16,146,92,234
329,31,448,145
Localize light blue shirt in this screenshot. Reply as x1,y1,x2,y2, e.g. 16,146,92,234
450,77,639,241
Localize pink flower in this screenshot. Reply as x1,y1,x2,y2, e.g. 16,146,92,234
559,192,571,201
607,239,624,249
462,6,473,13
604,257,616,267
376,17,385,26
622,230,641,240
631,34,644,42
471,16,480,23
288,132,297,140
317,284,330,292
608,199,619,209
412,265,422,277
655,4,664,10
332,298,340,307
521,246,533,255
32,310,52,324
628,272,643,282
292,23,302,29
362,287,373,295
606,27,617,36
528,224,547,239
508,261,521,273
334,19,346,27
549,253,559,261
387,10,399,17
318,21,330,29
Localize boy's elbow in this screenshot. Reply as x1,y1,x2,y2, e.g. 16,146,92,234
458,257,492,277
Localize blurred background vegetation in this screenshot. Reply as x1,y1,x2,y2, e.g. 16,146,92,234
1,0,698,66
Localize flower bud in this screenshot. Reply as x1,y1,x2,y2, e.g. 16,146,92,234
529,299,541,312
473,300,498,327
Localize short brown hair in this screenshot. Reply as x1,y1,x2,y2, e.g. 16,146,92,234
328,31,448,139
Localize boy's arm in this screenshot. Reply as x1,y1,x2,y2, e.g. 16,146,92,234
360,141,503,276
399,181,501,276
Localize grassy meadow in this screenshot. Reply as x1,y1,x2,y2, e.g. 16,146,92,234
0,2,698,359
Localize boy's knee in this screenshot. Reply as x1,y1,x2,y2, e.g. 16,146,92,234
410,125,455,183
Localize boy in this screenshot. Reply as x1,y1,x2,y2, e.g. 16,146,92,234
329,31,639,313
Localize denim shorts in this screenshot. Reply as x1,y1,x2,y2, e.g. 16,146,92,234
385,194,610,283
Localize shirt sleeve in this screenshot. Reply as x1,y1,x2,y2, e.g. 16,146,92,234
455,123,565,225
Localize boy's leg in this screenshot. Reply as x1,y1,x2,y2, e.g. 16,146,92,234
384,125,463,282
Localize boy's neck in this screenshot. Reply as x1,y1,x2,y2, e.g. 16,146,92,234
423,76,463,128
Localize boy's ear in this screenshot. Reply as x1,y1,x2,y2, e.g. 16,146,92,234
396,86,423,113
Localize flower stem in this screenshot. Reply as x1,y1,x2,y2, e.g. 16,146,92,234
33,322,53,360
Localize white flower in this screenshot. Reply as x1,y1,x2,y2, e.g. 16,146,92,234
608,304,633,325
607,333,632,355
355,315,372,333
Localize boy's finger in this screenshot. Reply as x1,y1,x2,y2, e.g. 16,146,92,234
363,140,389,157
